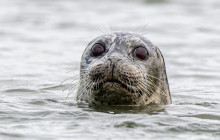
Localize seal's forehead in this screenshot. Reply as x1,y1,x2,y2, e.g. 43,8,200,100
87,32,154,49
102,32,141,41
99,32,146,46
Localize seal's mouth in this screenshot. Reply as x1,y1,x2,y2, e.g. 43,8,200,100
91,79,143,105
94,79,141,95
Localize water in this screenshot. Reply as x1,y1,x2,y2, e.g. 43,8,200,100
0,0,220,139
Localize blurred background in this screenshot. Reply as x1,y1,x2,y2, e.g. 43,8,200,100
0,0,220,139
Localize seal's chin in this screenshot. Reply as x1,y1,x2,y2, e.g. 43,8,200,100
92,81,139,105
101,81,129,93
96,80,135,95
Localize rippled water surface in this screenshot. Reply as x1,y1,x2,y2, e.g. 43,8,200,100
0,0,220,139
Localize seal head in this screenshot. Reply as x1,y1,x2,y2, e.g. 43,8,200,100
77,32,171,105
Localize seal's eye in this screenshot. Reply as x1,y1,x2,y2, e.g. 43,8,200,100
91,43,105,57
134,47,148,60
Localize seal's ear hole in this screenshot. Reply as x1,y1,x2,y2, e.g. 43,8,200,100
134,46,149,60
91,43,105,57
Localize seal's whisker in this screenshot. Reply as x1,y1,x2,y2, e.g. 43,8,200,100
60,76,79,86
95,79,99,90
62,83,76,92
70,79,80,88
65,87,75,101
84,80,93,95
124,69,138,93
97,79,100,90
80,72,89,75
99,25,109,34
146,78,167,97
110,26,114,34
79,68,89,71
125,74,132,93
65,69,79,74
142,80,164,102
105,24,111,34
135,86,147,103
146,86,164,104
133,24,148,35
140,81,164,104
145,74,164,82
64,81,81,101
79,75,91,82
77,79,93,98
63,80,79,94
138,82,153,97
98,27,106,34
78,78,91,89
144,82,167,104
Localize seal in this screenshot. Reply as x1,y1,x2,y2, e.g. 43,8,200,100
77,32,171,105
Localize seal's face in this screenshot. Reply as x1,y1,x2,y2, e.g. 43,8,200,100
77,32,171,105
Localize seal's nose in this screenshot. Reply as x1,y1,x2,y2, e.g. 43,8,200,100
108,57,121,65
108,57,121,80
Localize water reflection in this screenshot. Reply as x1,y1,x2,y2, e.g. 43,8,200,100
79,103,165,114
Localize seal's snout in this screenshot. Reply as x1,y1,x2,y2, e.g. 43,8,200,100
89,58,143,91
108,57,121,64
108,57,121,80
